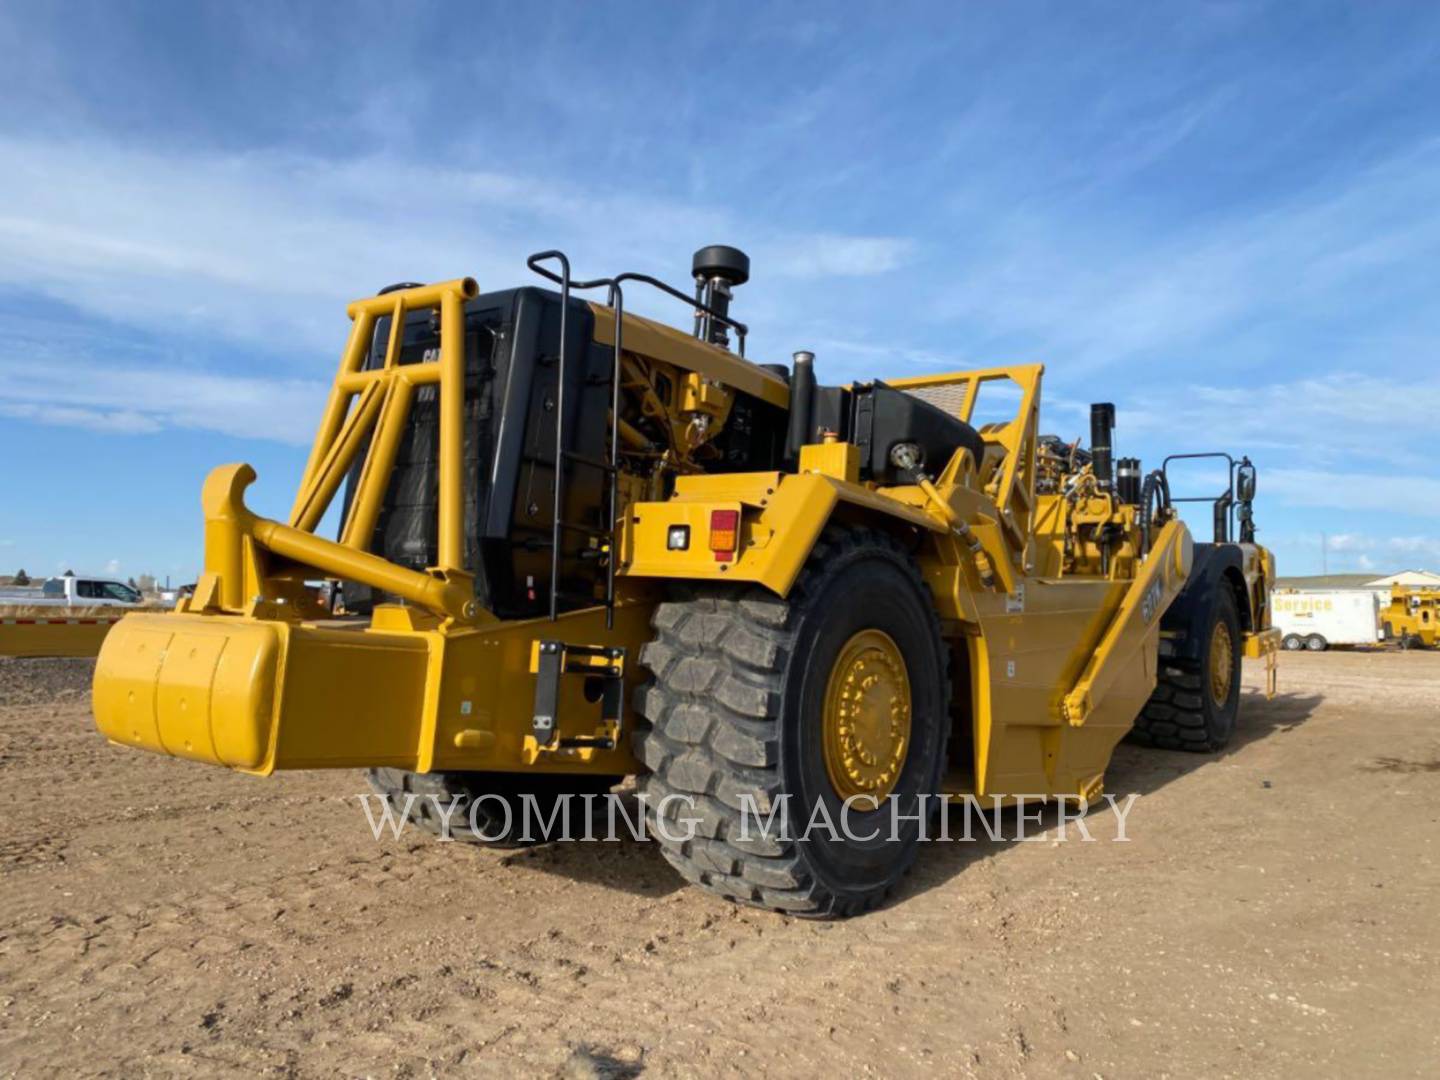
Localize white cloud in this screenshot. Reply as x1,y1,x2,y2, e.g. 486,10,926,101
103,558,121,575
1004,370,1440,535
0,357,325,445
0,132,914,444
0,133,912,362
1327,533,1440,563
0,402,162,435
767,235,915,278
931,139,1440,372
1116,372,1440,472
1265,469,1440,517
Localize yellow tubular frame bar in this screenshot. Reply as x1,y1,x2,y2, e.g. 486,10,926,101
887,364,1044,562
203,277,479,621
291,277,477,570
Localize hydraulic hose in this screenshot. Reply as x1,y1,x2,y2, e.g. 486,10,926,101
1138,469,1172,557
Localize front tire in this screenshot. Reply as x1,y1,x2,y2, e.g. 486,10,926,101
1132,584,1243,752
634,526,949,917
1282,633,1304,651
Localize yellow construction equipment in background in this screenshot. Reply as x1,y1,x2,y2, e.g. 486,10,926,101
1383,586,1439,649
93,245,1279,916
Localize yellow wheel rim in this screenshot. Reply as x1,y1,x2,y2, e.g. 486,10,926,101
821,629,911,803
1209,620,1234,705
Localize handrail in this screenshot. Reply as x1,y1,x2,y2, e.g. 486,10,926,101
526,251,749,357
1162,452,1237,543
526,252,627,628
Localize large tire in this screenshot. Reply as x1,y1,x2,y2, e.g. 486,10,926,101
364,768,620,847
634,526,949,918
1132,585,1242,752
1305,633,1327,652
1282,633,1304,651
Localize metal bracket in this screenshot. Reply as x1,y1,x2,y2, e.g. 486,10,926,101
528,640,627,758
531,640,563,746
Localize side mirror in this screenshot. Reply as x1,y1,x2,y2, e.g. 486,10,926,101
1236,463,1257,503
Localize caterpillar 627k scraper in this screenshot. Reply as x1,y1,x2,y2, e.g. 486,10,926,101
93,245,1280,916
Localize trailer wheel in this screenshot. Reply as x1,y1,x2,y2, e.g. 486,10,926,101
634,525,949,918
1305,634,1328,652
363,768,620,847
1132,584,1242,753
1282,633,1304,651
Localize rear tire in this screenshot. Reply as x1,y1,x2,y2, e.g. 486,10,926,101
1132,584,1242,752
634,526,949,917
1282,633,1304,651
1305,634,1327,652
363,768,620,847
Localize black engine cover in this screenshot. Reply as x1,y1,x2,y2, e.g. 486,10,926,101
340,286,611,620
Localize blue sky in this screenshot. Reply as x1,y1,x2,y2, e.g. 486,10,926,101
2,1,1438,584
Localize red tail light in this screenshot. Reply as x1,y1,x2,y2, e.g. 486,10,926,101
709,509,739,562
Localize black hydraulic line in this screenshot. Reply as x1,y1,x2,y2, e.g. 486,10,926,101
1138,469,1172,557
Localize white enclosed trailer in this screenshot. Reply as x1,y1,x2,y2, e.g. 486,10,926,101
1272,590,1381,651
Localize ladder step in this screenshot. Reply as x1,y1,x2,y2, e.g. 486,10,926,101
561,450,619,474
557,519,613,538
552,588,603,605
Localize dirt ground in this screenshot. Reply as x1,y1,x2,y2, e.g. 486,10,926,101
0,651,1436,1078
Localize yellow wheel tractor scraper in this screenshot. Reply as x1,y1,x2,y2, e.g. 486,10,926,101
93,246,1280,916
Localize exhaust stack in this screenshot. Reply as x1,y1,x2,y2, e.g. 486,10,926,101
1089,402,1116,490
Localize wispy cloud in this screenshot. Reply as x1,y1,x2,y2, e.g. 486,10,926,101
1118,372,1440,471
0,402,162,435
0,356,325,445
1266,469,1440,517
1329,533,1440,562
0,134,913,367
930,139,1440,374
768,236,915,278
